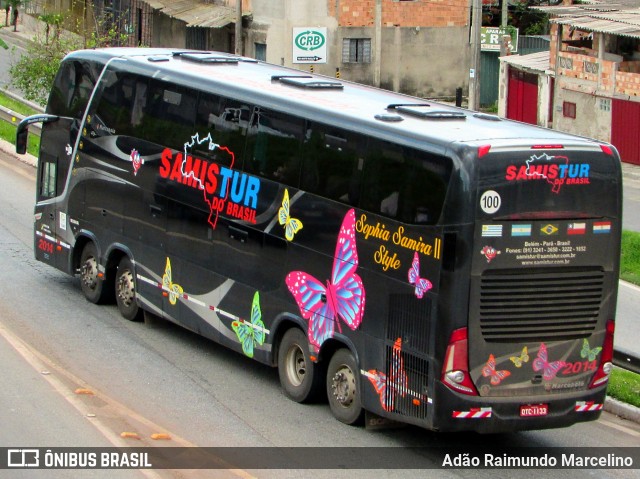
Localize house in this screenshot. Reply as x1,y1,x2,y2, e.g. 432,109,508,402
498,1,640,165
40,0,472,99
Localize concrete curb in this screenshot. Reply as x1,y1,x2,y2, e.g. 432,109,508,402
604,396,640,424
0,137,36,167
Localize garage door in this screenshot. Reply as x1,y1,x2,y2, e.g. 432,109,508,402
506,69,538,126
612,99,640,165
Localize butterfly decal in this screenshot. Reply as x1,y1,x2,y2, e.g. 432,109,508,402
367,338,409,411
580,338,602,362
162,257,184,306
407,252,433,299
533,343,566,380
285,209,365,351
482,354,511,385
278,189,303,241
232,291,266,358
510,346,530,368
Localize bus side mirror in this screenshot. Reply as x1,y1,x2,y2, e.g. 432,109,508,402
16,124,28,155
15,114,60,155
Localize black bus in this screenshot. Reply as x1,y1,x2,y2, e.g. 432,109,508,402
17,48,622,433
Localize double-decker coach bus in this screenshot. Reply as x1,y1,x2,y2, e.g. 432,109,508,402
16,48,621,433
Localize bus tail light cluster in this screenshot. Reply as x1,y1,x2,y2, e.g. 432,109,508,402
442,328,478,396
589,320,615,389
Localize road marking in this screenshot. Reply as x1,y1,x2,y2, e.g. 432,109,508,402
0,322,255,479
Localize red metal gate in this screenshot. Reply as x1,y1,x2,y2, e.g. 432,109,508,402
612,99,640,165
506,69,538,126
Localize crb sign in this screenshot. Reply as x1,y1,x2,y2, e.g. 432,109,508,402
293,27,327,64
481,27,518,53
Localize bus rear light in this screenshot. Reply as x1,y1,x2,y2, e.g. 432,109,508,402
531,144,564,149
478,145,491,158
600,144,614,156
589,320,615,389
442,328,478,396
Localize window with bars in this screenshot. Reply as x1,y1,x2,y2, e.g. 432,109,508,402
342,38,372,64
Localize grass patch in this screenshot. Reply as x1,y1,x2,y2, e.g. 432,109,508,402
0,90,40,157
0,90,39,116
0,115,40,157
607,367,640,409
620,230,640,286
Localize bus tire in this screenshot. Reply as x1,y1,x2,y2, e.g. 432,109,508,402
326,348,364,425
278,328,323,403
80,242,111,304
115,256,142,321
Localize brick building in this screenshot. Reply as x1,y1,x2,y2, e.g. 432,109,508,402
40,0,472,99
498,1,640,165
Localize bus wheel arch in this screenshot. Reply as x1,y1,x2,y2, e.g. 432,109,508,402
79,240,113,304
110,250,142,322
326,347,364,425
277,326,325,403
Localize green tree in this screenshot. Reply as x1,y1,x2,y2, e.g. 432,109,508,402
9,4,133,105
9,32,71,105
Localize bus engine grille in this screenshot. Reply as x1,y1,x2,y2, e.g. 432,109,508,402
477,269,604,342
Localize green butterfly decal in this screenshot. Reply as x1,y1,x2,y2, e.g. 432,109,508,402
232,291,266,358
580,338,602,362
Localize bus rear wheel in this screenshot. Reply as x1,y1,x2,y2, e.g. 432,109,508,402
115,256,142,321
80,242,111,304
326,348,363,425
278,328,323,403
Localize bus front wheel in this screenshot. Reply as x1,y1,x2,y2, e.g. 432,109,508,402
326,348,363,425
115,256,142,321
80,242,111,304
278,328,323,403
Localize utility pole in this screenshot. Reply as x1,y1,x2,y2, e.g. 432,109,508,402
235,0,242,55
501,0,508,28
468,0,482,111
374,0,382,88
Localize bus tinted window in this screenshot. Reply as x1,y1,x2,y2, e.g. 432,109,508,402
143,80,197,150
361,140,451,224
301,123,364,206
47,59,102,119
194,93,249,168
93,71,148,139
244,107,304,187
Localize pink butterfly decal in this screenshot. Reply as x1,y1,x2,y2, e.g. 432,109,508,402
482,354,511,386
367,338,408,411
285,209,365,351
533,343,566,380
408,252,433,299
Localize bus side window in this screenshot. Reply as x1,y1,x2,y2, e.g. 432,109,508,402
360,140,452,224
47,59,102,120
93,72,147,138
194,93,249,168
244,107,304,187
143,80,196,150
300,122,363,205
360,142,404,218
39,156,57,199
402,150,452,225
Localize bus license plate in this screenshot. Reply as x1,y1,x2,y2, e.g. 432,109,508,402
520,404,548,417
